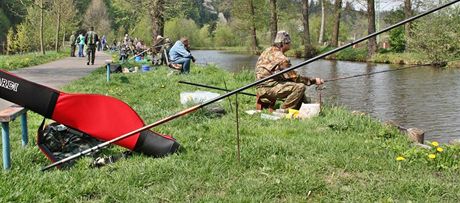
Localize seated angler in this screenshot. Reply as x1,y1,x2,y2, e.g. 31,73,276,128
255,30,324,110
168,37,196,74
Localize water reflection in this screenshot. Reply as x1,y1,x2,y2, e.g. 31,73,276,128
192,50,460,142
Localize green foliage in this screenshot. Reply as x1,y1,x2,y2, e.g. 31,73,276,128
388,27,405,53
130,13,153,45
408,10,460,65
197,24,212,47
214,23,237,47
165,18,202,46
6,28,17,54
335,47,367,62
16,23,31,53
371,52,430,65
3,1,78,54
0,9,11,45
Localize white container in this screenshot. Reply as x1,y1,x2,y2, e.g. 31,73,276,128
298,103,321,119
180,91,221,105
261,113,282,120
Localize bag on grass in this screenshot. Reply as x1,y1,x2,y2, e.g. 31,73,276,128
37,120,103,168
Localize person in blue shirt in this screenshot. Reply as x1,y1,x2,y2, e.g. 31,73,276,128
168,37,196,74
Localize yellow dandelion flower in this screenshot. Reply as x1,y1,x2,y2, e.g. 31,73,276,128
428,154,436,159
431,141,439,147
396,156,405,161
436,147,444,152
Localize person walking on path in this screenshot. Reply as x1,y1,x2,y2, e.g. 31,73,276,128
85,26,99,65
77,33,85,57
101,35,107,51
69,31,77,57
255,31,324,110
169,37,196,74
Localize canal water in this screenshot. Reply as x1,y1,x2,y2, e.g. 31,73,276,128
193,50,460,143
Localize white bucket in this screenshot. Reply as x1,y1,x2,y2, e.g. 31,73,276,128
298,103,321,119
180,91,221,105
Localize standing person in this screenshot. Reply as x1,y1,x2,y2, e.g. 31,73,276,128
77,33,85,57
168,37,196,74
159,38,172,66
123,34,129,46
85,26,99,65
69,31,76,57
152,35,165,65
255,31,324,110
101,35,107,51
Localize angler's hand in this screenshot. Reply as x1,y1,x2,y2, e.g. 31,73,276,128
314,78,324,85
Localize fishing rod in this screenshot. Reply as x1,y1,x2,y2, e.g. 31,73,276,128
180,64,427,92
178,81,256,97
128,40,171,61
324,64,430,83
41,0,460,171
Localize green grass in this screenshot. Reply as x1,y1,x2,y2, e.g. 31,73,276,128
371,52,432,65
0,51,69,71
1,65,459,201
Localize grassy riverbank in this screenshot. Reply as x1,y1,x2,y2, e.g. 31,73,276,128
0,51,69,71
1,65,459,201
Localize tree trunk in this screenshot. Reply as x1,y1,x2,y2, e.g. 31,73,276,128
302,0,313,58
40,0,45,55
249,0,259,54
148,0,165,43
331,0,342,47
269,0,278,43
318,0,325,44
55,4,61,52
367,0,377,58
62,29,66,52
404,0,412,51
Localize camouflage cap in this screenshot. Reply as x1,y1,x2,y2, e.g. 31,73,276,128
273,31,291,44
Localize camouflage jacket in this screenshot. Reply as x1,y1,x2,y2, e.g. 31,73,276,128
255,46,314,87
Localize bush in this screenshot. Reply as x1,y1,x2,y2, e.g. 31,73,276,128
214,23,237,47
388,27,405,53
165,18,201,47
335,47,367,62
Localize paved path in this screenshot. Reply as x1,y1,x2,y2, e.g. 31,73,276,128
0,51,112,110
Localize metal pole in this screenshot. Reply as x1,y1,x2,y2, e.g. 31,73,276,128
235,94,240,163
105,60,112,82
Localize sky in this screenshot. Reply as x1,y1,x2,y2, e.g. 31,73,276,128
347,0,403,11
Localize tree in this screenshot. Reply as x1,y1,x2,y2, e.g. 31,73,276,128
148,0,165,42
53,0,61,52
408,2,460,65
331,0,342,47
40,0,45,54
318,0,325,44
404,0,412,51
367,0,377,58
83,0,111,36
269,0,277,42
248,0,260,54
302,0,314,58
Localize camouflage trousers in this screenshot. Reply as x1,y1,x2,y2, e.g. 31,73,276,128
257,81,312,110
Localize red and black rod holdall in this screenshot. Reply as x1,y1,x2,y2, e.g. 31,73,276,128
0,70,180,160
